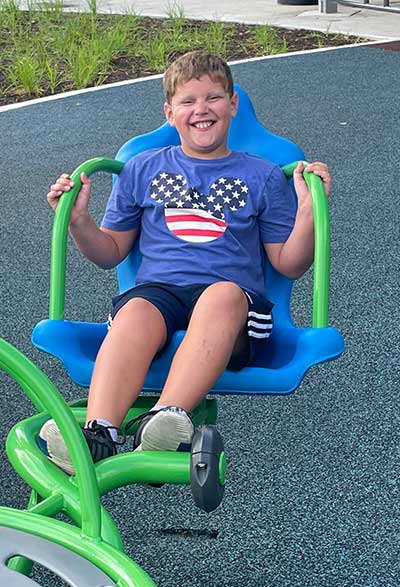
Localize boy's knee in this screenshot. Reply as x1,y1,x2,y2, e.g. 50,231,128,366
111,297,167,339
202,281,248,315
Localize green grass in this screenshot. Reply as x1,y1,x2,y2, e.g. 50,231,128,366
0,0,361,103
255,24,288,55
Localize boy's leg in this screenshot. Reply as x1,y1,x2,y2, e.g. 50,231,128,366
134,281,248,452
39,297,167,473
87,297,167,426
156,281,248,411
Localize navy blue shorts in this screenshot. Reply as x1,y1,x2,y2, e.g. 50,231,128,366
109,282,273,370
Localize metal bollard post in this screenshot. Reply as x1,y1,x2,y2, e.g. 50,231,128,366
319,0,338,12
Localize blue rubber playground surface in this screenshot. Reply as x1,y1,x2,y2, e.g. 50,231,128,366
1,43,399,586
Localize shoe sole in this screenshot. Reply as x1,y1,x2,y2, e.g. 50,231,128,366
138,409,194,452
39,420,75,475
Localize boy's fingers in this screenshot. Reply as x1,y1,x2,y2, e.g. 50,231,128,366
304,162,330,177
80,172,91,184
304,162,332,195
293,161,306,180
47,172,91,206
58,174,74,188
50,175,74,192
304,162,328,174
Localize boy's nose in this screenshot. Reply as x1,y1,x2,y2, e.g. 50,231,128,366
194,100,209,115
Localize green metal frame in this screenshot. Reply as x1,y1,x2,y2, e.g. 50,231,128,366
0,338,217,585
0,158,330,584
49,158,330,327
0,507,156,587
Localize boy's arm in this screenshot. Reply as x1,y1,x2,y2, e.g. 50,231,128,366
70,217,138,269
264,161,331,280
48,172,138,269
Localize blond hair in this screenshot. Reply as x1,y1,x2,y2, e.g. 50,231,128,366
163,50,234,103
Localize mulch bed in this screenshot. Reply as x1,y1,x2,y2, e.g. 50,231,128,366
0,20,365,108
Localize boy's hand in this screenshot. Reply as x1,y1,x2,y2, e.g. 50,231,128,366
293,161,331,211
47,172,92,225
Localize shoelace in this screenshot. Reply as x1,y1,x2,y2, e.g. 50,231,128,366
86,421,127,446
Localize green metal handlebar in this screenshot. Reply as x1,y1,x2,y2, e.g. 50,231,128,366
49,158,330,327
49,158,124,320
281,161,330,328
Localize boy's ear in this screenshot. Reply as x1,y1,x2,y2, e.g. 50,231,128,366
230,91,239,118
164,101,175,126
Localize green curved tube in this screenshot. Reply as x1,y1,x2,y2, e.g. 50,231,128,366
281,161,330,327
6,413,124,550
0,338,102,540
50,157,124,320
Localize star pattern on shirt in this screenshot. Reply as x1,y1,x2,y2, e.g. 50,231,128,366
150,172,249,220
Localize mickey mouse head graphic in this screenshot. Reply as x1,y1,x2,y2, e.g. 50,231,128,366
150,172,249,242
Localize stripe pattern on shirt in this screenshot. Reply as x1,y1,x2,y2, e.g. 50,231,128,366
165,208,227,243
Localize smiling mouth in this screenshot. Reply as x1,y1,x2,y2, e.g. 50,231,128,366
192,121,215,129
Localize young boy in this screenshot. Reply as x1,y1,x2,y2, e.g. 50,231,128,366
39,50,331,475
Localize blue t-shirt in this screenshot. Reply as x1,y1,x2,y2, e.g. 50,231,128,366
101,146,296,297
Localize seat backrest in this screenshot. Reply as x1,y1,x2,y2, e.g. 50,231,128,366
115,84,305,328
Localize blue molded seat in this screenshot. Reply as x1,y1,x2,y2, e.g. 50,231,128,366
32,85,345,394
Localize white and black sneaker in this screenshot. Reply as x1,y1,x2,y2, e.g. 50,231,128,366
38,419,120,475
132,407,194,452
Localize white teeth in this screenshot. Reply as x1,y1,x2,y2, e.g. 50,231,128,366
194,122,213,129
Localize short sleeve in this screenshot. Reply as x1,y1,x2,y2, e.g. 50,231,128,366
101,159,142,231
258,166,297,244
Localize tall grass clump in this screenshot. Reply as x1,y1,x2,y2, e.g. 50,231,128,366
140,33,170,72
255,24,288,55
163,2,192,51
0,0,23,42
64,42,110,88
165,1,185,34
5,53,43,95
203,21,227,57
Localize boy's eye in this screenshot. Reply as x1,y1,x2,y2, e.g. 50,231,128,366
209,95,221,101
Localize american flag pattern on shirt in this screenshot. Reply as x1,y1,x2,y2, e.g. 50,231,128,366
150,172,249,243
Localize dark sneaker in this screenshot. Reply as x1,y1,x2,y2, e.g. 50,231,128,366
38,419,119,475
131,407,194,452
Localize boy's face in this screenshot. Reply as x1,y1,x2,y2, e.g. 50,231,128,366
164,75,238,159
